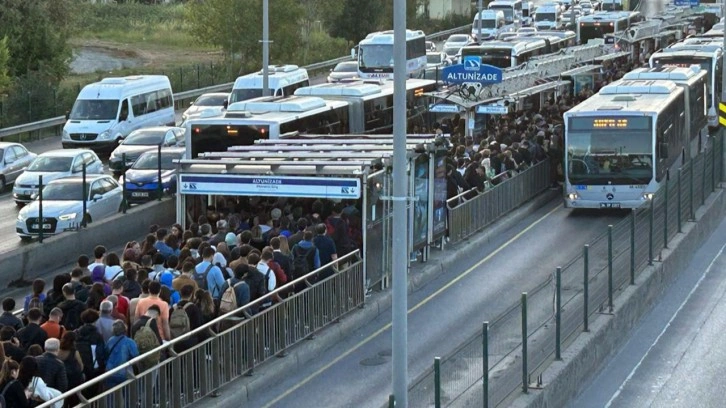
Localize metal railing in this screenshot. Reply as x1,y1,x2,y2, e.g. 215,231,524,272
0,25,471,143
409,132,724,407
37,250,364,408
446,160,552,245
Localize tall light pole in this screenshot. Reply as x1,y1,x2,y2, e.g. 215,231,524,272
261,0,270,97
392,0,409,405
478,0,483,42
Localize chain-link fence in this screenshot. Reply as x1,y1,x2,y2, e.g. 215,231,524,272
409,132,724,407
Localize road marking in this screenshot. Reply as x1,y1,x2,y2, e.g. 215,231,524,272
262,204,560,408
604,242,726,408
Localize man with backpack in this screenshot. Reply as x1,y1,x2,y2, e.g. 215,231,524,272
57,284,87,331
194,247,226,301
135,281,171,341
131,305,162,373
290,231,320,292
170,285,203,353
250,252,276,309
219,267,251,315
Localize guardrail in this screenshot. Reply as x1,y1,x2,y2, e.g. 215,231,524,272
0,25,471,143
35,250,364,408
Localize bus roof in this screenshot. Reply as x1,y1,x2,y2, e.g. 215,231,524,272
232,65,309,90
189,96,350,125
652,48,721,59
598,79,680,95
359,30,426,45
623,66,707,85
578,11,640,23
564,86,684,117
294,79,436,99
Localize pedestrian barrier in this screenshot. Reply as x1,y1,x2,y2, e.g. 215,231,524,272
36,251,364,408
446,160,552,245
409,133,724,407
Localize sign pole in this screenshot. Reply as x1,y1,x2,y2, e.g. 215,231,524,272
392,0,409,404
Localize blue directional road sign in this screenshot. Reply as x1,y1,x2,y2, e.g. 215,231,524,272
442,57,503,85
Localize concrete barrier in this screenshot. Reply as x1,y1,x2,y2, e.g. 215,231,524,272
510,187,726,408
0,199,176,285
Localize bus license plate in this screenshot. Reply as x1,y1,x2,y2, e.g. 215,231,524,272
132,192,149,197
600,203,621,209
32,223,52,230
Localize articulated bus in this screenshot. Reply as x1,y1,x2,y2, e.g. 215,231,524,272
649,46,723,128
185,80,435,158
564,80,689,209
577,11,643,44
459,39,550,69
623,66,708,158
355,30,427,80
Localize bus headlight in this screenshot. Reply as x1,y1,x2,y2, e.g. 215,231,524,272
568,192,579,200
642,193,654,200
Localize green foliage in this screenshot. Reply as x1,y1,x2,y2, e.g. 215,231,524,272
0,0,74,81
412,11,472,33
297,32,350,66
330,0,385,44
186,0,304,70
380,0,420,29
0,37,10,92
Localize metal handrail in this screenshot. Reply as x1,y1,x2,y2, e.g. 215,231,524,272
36,250,362,408
0,24,471,142
445,169,512,208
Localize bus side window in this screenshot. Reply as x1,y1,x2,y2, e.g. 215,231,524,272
119,99,129,121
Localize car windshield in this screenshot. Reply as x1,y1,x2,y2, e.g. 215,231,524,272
26,156,73,172
133,152,183,170
229,88,264,103
42,182,89,201
427,54,443,64
124,130,167,145
334,62,358,72
194,94,228,107
69,100,119,121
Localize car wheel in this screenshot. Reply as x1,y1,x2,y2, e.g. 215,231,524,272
82,213,92,226
0,176,5,192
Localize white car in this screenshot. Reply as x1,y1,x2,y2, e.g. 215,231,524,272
327,61,359,83
426,41,437,52
443,34,473,55
12,149,103,206
181,93,229,124
16,174,124,240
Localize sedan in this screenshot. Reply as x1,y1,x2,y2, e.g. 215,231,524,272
327,61,359,83
16,174,124,239
443,34,473,55
12,149,103,205
181,92,229,124
108,127,185,175
0,142,37,191
121,147,185,204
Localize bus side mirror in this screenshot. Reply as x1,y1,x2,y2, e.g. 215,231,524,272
659,143,669,159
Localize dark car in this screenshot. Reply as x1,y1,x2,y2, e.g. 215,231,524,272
108,127,184,175
121,147,185,204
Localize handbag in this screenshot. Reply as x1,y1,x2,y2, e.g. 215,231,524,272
28,377,62,408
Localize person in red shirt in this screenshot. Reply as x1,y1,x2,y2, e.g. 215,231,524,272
108,280,129,317
40,308,66,340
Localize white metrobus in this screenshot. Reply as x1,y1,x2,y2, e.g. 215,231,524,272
228,65,310,103
459,38,550,69
488,0,523,26
564,80,690,209
356,30,427,80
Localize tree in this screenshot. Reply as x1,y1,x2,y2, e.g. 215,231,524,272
330,0,384,44
0,37,10,92
381,0,420,30
0,0,74,81
186,0,304,71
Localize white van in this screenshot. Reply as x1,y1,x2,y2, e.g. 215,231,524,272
62,75,175,154
535,4,562,30
471,10,507,42
522,2,535,26
228,65,310,104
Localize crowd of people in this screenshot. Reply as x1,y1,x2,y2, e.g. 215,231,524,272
0,199,361,406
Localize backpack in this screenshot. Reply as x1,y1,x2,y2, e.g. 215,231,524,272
169,303,192,339
59,300,84,331
219,280,247,315
134,318,160,372
193,263,214,291
0,379,17,408
62,347,85,387
27,295,43,313
292,245,316,280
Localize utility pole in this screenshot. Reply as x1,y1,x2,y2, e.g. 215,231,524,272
478,0,484,42
392,0,409,404
262,0,270,96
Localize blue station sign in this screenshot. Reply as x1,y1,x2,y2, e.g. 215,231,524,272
442,56,504,85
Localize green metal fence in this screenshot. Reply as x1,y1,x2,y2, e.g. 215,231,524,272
412,132,724,407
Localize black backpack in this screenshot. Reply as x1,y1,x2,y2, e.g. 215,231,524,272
292,245,316,280
0,379,16,408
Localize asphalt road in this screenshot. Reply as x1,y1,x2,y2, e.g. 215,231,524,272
569,217,726,408
201,200,627,408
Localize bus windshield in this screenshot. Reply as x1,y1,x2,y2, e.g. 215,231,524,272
229,89,264,104
475,19,498,29
189,124,270,158
359,44,394,70
69,100,119,121
490,6,514,22
462,48,512,68
536,13,556,21
567,118,653,185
